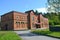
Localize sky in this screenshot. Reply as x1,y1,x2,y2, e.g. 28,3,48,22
0,0,47,15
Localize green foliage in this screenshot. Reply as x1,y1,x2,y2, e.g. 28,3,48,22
32,29,60,37
49,20,54,26
43,12,60,25
34,10,60,26
34,10,42,15
32,29,51,35
0,31,22,40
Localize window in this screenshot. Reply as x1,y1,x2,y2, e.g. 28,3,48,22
32,23,35,27
21,22,24,24
16,22,20,24
36,20,38,22
32,16,34,21
16,16,19,18
22,17,24,19
16,22,18,24
18,22,20,24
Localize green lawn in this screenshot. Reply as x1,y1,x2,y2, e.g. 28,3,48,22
52,25,60,27
48,32,60,37
32,29,60,38
0,31,22,40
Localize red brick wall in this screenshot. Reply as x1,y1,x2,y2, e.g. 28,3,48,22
1,12,14,30
39,14,49,28
29,11,36,29
13,12,28,30
1,11,49,30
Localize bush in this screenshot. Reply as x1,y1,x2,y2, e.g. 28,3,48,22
32,29,52,35
32,29,60,38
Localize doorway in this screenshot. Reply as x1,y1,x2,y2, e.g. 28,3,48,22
5,24,8,30
36,24,40,28
28,26,31,29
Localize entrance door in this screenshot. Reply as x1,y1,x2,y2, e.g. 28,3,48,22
5,24,8,30
36,24,40,28
28,26,31,29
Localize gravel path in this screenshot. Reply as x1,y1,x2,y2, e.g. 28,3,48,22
14,30,60,40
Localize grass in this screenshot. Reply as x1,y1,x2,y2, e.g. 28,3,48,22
0,31,22,40
55,25,60,26
31,29,60,38
48,32,60,37
52,25,60,27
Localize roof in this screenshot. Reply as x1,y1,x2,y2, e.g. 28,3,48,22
25,10,35,13
1,11,28,16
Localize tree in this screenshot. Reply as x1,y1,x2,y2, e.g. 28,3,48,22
43,12,60,26
35,10,39,15
35,10,42,15
47,0,60,13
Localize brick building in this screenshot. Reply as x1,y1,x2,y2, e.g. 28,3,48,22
1,10,49,30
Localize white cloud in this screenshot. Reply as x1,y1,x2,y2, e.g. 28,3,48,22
34,8,47,13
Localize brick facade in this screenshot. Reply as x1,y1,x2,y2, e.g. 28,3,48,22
1,10,49,30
